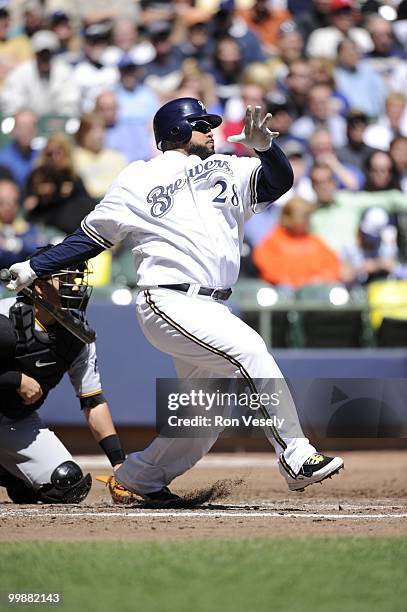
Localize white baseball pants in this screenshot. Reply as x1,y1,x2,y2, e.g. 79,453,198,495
116,288,316,494
0,411,72,489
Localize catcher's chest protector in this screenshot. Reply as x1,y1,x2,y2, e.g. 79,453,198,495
9,302,85,395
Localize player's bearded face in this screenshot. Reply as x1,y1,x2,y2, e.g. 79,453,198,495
185,129,215,160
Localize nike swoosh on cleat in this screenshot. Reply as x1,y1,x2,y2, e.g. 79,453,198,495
35,360,57,368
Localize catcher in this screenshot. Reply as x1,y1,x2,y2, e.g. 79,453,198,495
0,247,126,504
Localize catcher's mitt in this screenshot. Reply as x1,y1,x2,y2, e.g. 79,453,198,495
96,475,140,504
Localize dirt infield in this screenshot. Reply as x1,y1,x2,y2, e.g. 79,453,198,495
1,451,406,540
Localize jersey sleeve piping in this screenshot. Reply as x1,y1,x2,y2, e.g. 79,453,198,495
81,217,114,250
249,164,262,212
79,389,103,398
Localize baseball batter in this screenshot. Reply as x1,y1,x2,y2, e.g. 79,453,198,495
6,99,344,503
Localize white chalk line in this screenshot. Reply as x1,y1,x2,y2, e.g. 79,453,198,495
1,509,407,520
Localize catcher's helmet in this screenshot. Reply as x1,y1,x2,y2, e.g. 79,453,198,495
153,97,222,150
24,245,92,318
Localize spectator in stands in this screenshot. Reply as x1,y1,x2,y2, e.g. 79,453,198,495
138,0,175,31
389,62,407,96
222,81,268,155
308,127,362,189
269,22,305,83
71,0,138,24
210,0,265,67
48,10,80,63
1,30,79,116
0,177,45,268
306,0,372,60
308,55,349,116
309,56,336,87
23,133,94,235
0,109,38,190
363,150,401,192
337,109,377,171
224,61,274,121
290,83,347,148
21,0,44,38
72,23,118,113
253,196,341,289
364,15,406,86
280,140,315,203
334,37,387,118
102,17,154,67
237,0,292,53
142,21,183,84
208,35,245,108
395,0,407,47
286,0,306,18
280,60,313,120
389,136,407,193
115,54,159,127
171,59,222,116
95,89,154,162
177,12,215,68
341,206,398,286
364,92,407,151
277,21,305,65
295,0,331,43
309,162,407,252
265,101,306,152
0,0,32,85
73,113,127,200
245,141,313,247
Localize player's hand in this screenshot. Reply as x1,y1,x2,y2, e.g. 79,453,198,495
17,374,43,405
5,261,37,292
227,105,279,152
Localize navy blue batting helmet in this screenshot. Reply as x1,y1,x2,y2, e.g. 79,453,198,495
153,97,222,150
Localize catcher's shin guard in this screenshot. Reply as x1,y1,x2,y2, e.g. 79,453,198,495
38,461,92,503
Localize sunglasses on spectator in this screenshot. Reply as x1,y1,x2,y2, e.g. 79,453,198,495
189,120,212,134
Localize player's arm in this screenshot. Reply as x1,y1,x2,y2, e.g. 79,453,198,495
0,371,43,404
82,399,126,470
5,178,132,291
4,227,105,291
0,370,22,388
0,317,42,403
255,143,294,203
69,343,126,470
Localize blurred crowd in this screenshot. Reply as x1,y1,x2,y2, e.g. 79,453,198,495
0,0,407,293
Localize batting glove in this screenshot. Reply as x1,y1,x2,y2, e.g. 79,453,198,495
227,105,279,152
6,261,37,292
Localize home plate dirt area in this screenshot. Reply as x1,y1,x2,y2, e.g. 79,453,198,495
0,451,406,541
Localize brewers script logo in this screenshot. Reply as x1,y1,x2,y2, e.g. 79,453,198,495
147,159,233,218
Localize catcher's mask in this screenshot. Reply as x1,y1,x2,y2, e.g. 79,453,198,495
50,264,92,317
24,246,92,318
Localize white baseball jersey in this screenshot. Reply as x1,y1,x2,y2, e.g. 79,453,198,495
81,151,270,288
